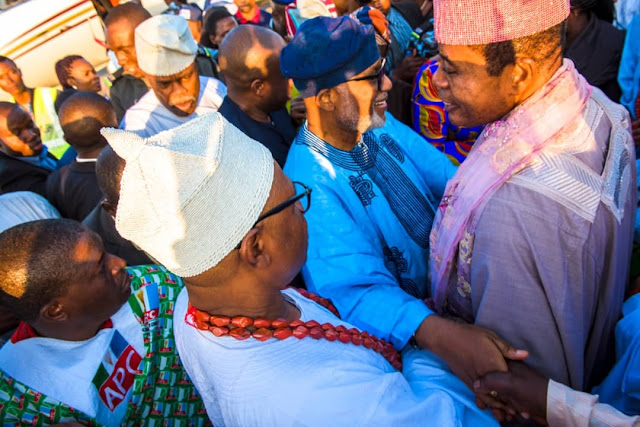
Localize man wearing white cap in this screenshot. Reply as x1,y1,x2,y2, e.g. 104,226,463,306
121,14,227,137
429,0,636,396
101,113,502,425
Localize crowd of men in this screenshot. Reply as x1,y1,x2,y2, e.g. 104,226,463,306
0,0,639,425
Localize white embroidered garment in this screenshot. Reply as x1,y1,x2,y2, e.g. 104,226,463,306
122,76,227,137
0,303,143,426
174,288,498,426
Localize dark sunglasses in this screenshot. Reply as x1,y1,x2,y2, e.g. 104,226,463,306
348,58,387,91
235,181,312,250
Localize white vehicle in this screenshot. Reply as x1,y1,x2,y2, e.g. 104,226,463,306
0,0,195,100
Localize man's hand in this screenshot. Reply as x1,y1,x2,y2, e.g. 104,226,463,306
414,315,528,389
290,97,307,128
393,51,425,84
632,119,640,147
474,360,549,425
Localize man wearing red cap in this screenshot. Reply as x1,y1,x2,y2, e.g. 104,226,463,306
430,0,636,396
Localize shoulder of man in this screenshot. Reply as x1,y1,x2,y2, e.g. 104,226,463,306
509,90,634,223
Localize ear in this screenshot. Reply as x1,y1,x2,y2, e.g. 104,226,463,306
511,56,536,100
67,76,78,89
251,79,265,97
40,300,68,322
315,88,335,112
237,227,271,269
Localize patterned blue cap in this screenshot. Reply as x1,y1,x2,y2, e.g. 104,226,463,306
280,16,380,98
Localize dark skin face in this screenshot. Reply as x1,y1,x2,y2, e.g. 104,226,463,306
432,44,517,128
0,61,26,96
67,58,101,92
210,16,238,47
0,106,42,157
39,230,131,341
146,62,200,117
105,19,145,79
234,0,258,16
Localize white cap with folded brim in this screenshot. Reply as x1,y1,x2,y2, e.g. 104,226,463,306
135,14,198,77
101,113,274,277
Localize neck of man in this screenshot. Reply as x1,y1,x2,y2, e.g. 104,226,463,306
12,87,32,107
307,107,361,151
185,275,300,321
32,319,106,342
229,91,271,123
76,144,106,160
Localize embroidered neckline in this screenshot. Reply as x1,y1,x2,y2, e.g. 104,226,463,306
297,124,378,171
10,319,114,344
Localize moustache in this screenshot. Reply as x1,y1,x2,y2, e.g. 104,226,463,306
170,97,196,107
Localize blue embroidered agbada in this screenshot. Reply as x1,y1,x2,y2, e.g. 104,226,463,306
284,112,457,349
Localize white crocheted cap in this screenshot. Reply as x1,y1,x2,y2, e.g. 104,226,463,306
135,14,198,76
101,113,274,277
434,0,570,45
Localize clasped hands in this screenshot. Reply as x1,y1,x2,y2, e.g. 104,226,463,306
415,315,548,424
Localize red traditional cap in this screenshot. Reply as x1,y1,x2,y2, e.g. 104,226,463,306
434,0,570,45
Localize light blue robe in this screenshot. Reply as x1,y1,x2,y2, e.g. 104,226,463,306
593,293,640,415
284,112,457,349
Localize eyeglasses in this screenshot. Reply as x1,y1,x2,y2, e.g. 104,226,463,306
348,58,387,90
235,181,312,250
253,181,311,226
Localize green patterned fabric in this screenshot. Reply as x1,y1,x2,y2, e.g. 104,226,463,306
0,265,212,426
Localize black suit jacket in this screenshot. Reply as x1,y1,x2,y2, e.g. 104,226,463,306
0,151,52,197
82,205,154,266
46,159,103,221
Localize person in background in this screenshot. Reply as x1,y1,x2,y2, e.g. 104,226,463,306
234,0,272,27
46,92,115,221
170,4,227,80
217,25,295,167
122,15,227,137
350,5,414,126
0,219,211,425
201,6,238,49
104,3,152,123
54,55,103,113
0,57,70,161
619,13,640,146
353,0,425,84
0,102,56,196
411,58,483,165
169,3,204,42
83,145,153,266
565,0,625,101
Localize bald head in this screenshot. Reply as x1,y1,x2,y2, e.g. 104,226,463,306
104,3,151,29
219,25,286,87
58,92,116,153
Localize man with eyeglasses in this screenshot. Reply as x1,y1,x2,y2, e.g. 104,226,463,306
281,15,528,399
101,112,499,425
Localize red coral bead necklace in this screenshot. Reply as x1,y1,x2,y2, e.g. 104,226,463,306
186,287,402,370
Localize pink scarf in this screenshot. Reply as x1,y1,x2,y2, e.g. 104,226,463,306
430,59,592,309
